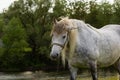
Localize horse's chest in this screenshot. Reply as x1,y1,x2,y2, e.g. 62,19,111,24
68,54,89,68
68,48,91,67
68,46,99,68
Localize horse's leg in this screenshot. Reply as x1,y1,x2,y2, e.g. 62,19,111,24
69,66,78,80
114,59,120,80
89,61,98,80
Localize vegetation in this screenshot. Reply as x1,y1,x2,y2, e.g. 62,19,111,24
0,0,120,71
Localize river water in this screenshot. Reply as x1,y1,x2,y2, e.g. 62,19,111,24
0,71,118,80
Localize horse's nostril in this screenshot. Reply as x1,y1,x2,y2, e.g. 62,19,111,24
56,53,59,57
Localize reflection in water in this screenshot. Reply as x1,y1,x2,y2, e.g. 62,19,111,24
0,71,118,80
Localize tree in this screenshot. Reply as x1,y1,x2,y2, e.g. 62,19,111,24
1,17,28,70
112,0,120,24
52,0,68,18
86,1,100,27
0,14,4,38
97,1,113,27
68,0,88,20
3,0,54,69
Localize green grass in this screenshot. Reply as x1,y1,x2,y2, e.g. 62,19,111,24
38,75,118,80
77,76,118,80
61,75,117,80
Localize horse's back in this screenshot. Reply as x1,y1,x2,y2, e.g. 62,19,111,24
100,24,120,35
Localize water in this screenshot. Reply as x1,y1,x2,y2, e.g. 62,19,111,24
0,71,118,80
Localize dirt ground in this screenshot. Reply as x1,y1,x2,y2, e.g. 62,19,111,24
0,70,118,80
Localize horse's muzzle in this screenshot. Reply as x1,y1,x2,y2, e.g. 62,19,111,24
50,45,62,60
50,52,59,60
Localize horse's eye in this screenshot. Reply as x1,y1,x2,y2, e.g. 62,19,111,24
62,35,66,39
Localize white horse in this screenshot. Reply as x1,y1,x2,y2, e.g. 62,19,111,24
50,18,120,80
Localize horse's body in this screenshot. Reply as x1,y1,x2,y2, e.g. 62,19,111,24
50,18,120,80
70,20,120,67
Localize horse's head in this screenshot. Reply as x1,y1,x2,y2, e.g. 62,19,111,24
50,18,78,60
50,18,70,59
50,18,76,59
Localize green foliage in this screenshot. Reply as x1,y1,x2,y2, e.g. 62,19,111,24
112,0,120,24
86,1,99,27
0,0,120,71
53,0,68,17
1,17,28,70
3,18,27,47
0,14,4,38
68,0,88,20
97,2,113,27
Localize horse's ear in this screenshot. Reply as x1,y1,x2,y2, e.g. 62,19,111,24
53,18,58,25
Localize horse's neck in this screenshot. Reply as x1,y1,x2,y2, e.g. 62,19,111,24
78,21,98,36
76,21,100,47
